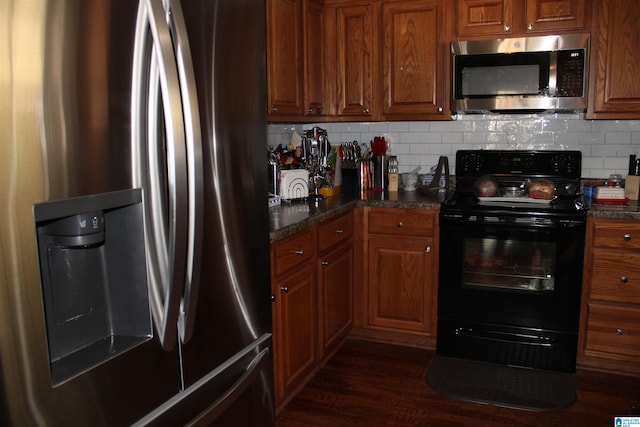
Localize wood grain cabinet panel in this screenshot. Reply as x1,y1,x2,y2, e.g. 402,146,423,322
335,3,375,119
318,242,353,355
382,0,445,118
455,0,514,37
578,217,640,375
368,236,435,333
584,303,640,359
455,0,586,38
524,0,585,33
266,0,304,118
588,0,640,119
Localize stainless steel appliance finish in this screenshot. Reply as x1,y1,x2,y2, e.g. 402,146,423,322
451,34,589,113
0,0,274,425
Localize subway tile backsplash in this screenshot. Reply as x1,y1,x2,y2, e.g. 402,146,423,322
267,112,640,179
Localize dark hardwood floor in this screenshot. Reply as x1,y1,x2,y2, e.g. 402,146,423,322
277,339,640,427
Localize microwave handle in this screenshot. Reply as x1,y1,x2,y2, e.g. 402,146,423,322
548,51,558,97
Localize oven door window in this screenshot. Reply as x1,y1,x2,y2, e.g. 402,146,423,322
463,237,556,293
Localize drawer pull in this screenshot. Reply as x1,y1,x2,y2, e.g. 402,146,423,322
616,328,624,336
270,294,276,302
425,246,431,253
321,261,329,267
621,276,628,284
334,229,345,234
294,250,304,256
624,234,632,241
280,286,289,293
397,221,403,228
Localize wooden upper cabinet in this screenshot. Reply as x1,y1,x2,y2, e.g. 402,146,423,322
456,0,514,37
587,0,640,119
382,0,446,119
267,0,304,119
524,0,586,33
455,0,587,38
335,3,375,119
303,0,328,117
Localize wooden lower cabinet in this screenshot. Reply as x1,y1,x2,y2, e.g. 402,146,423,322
367,236,434,333
578,217,640,375
364,208,438,338
271,211,354,408
318,242,354,356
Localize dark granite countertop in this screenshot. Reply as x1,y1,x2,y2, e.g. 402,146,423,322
586,198,640,219
269,190,640,243
269,189,448,242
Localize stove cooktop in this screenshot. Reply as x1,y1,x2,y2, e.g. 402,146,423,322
443,150,586,217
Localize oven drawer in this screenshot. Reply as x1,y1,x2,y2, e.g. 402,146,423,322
272,228,316,276
368,208,435,237
589,251,640,304
317,211,353,252
593,220,640,249
584,303,640,358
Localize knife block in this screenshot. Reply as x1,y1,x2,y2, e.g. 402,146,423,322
625,175,640,200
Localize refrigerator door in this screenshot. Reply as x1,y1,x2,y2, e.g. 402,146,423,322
175,0,276,423
1,0,183,425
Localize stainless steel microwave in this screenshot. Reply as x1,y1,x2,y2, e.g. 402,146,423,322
451,34,589,113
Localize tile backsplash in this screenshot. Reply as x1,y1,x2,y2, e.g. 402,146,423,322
267,112,640,179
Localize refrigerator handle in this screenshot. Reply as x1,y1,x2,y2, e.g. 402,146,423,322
165,0,204,345
187,348,271,426
132,0,189,350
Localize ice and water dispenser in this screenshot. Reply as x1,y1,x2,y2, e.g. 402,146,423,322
34,189,152,386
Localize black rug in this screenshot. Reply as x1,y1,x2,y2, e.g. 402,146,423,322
426,355,576,412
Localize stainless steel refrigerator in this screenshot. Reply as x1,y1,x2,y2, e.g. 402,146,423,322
0,0,275,425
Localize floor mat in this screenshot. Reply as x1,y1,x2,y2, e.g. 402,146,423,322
426,355,576,412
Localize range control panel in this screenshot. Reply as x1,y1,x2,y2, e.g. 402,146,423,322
456,150,581,179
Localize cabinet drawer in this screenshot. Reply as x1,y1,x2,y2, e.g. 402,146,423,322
590,251,640,304
593,220,640,249
368,208,434,237
585,303,640,359
272,228,316,276
317,212,353,253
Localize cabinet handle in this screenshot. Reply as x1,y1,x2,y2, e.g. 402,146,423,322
397,221,403,228
294,250,304,256
363,108,370,114
504,24,511,31
321,261,329,267
624,234,632,241
270,294,276,302
527,23,533,30
307,107,314,114
334,229,344,234
436,107,443,113
270,107,279,113
621,276,628,284
425,246,431,253
616,328,624,336
280,286,289,293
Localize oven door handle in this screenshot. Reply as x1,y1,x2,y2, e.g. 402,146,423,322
455,327,556,347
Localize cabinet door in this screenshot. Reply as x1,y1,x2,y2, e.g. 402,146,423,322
524,0,586,33
303,0,328,117
267,0,304,119
272,262,316,404
456,0,513,37
382,0,445,119
367,236,435,333
588,0,640,119
335,3,374,119
318,243,353,356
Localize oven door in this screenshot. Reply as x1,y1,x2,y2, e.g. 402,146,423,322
438,213,585,332
437,212,585,371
